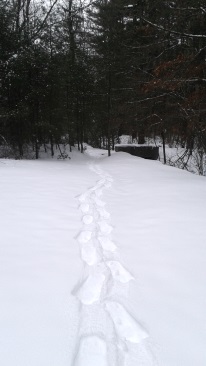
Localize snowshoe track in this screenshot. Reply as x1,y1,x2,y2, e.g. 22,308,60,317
73,162,157,366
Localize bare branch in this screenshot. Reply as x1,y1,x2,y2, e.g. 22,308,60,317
142,17,206,39
32,0,59,39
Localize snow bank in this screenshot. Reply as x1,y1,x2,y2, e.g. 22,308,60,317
100,152,206,365
1,148,206,366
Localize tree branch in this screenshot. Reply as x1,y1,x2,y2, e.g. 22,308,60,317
142,17,206,39
32,0,59,40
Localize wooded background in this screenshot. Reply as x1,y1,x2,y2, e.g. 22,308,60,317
0,0,206,163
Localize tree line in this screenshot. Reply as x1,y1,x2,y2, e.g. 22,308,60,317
0,0,206,168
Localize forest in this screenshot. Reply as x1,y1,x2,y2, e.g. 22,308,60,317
0,0,206,169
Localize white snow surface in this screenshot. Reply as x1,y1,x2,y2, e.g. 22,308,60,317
0,146,206,366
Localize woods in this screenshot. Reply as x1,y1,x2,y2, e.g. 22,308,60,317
0,0,206,170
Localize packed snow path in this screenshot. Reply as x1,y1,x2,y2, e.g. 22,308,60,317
73,163,157,366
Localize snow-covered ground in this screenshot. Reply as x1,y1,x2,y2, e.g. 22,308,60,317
1,146,206,366
119,134,206,175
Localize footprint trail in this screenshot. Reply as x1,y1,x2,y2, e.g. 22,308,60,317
105,301,148,343
75,271,106,305
73,162,157,366
74,336,108,366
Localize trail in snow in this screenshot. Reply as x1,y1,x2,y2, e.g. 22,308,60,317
72,162,157,366
75,271,106,305
74,336,108,366
106,261,134,283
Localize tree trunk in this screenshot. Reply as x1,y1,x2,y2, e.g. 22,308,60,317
161,130,166,164
112,134,115,150
107,71,111,157
35,139,39,159
138,127,146,144
50,134,54,157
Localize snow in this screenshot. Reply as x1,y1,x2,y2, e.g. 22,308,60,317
106,261,134,283
82,214,93,225
74,336,108,366
81,240,99,266
77,230,93,244
1,146,206,366
98,235,117,252
75,270,106,305
105,301,148,343
115,144,157,147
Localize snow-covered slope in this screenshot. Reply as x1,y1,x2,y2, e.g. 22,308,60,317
0,148,206,366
